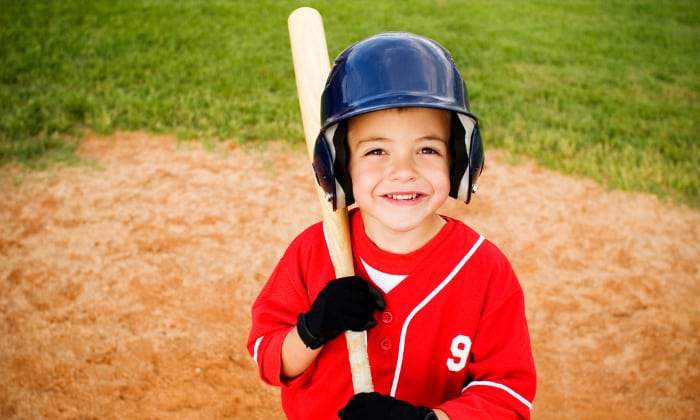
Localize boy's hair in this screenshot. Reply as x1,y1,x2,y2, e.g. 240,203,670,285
312,32,485,210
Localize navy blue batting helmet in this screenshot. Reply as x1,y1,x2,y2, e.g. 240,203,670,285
313,32,485,209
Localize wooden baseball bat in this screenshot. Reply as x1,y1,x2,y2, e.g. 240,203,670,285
288,7,374,394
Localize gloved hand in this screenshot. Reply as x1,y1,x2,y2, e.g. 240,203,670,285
297,276,385,349
338,392,438,420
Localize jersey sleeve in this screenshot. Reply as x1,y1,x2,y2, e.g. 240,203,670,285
438,242,536,419
246,223,332,387
247,254,305,386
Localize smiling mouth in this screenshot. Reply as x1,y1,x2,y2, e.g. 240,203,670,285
386,193,420,201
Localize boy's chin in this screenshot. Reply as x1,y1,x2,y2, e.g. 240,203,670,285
367,212,444,235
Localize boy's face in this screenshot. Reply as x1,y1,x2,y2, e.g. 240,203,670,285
347,107,451,248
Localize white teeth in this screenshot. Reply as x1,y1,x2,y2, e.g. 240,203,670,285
388,193,418,200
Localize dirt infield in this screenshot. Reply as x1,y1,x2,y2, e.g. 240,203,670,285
1,132,698,419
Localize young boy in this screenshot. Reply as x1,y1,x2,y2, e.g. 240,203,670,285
248,32,536,419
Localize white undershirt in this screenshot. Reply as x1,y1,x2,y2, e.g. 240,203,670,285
361,258,407,294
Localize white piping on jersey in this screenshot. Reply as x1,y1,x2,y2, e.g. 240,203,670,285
390,235,485,397
464,381,533,410
253,336,263,366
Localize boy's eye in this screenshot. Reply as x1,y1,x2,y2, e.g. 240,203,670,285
365,148,384,156
419,147,440,155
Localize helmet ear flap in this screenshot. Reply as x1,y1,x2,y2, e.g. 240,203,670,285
312,131,337,209
467,124,485,203
449,114,468,199
312,122,352,210
331,121,353,207
451,113,485,204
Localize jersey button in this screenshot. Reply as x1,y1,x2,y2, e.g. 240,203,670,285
381,311,393,324
380,338,392,351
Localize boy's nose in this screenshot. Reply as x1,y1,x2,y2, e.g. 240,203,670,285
388,155,418,181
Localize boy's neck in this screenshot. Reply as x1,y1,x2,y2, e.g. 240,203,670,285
361,212,446,254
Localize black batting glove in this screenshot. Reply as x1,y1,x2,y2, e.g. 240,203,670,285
297,276,385,349
338,392,438,420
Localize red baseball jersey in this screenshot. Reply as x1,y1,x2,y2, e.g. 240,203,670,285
248,210,536,419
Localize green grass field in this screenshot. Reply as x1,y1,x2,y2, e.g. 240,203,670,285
1,0,698,207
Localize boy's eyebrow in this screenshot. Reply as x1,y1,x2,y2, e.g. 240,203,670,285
409,134,450,145
419,135,449,142
351,134,448,144
349,136,389,145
